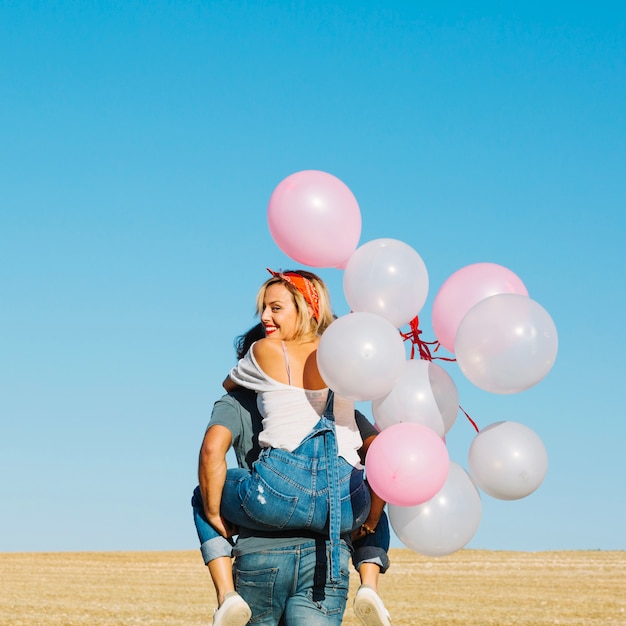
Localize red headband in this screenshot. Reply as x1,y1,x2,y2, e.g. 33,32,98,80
266,269,320,321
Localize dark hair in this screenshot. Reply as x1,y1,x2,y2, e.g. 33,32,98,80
234,323,265,360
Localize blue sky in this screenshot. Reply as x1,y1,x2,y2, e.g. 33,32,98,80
1,2,624,554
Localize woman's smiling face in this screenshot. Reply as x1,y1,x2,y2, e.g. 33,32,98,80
260,283,300,340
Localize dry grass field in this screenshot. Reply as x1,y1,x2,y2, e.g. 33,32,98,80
1,549,624,625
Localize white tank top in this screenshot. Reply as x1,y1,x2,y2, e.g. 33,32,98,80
228,344,362,467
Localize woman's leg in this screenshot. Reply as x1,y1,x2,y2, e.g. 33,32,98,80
192,486,235,567
192,485,250,622
351,511,391,576
223,449,370,536
351,513,391,626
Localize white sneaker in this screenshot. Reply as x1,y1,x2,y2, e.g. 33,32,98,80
353,585,391,626
212,592,252,626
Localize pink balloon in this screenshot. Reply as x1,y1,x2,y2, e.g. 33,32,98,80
365,423,449,507
267,170,362,268
432,263,528,353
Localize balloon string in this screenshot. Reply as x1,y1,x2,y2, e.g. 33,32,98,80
459,405,480,433
400,316,456,363
400,316,479,433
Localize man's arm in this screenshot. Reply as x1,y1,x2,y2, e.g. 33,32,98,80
357,434,387,532
198,424,236,538
222,375,239,391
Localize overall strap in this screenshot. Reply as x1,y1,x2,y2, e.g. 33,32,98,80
321,390,342,583
322,388,335,419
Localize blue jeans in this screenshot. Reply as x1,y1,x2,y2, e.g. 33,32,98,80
191,486,390,573
234,539,350,625
193,452,369,584
221,450,370,535
198,402,371,582
192,485,235,562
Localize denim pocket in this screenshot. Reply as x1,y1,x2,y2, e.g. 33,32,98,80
241,471,300,529
234,565,278,623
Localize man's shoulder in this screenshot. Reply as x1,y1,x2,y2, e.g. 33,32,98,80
212,389,259,419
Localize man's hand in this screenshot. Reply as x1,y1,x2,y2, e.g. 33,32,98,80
207,513,238,539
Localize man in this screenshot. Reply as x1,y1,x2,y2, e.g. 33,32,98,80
192,325,391,625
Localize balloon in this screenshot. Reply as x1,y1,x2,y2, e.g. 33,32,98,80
468,421,548,500
455,293,558,394
365,422,449,506
343,238,429,328
372,359,458,437
267,170,362,268
389,462,482,556
432,263,528,353
317,312,406,401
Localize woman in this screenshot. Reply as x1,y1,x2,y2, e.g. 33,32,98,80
203,269,372,625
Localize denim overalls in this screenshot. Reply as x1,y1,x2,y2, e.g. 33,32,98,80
219,390,371,583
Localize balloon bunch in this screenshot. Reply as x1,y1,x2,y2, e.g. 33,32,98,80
267,170,558,557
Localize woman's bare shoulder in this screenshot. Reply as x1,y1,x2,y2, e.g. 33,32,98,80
251,338,290,383
251,337,283,360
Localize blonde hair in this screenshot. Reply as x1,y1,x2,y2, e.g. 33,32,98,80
256,270,333,340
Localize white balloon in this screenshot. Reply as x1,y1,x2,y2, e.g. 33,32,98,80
389,462,482,557
317,312,406,401
372,359,458,436
468,421,548,500
343,238,429,328
455,294,558,394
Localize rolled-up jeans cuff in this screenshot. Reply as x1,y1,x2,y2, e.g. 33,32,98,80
200,535,234,565
353,546,390,574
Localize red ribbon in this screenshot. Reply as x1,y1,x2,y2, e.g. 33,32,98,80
400,316,479,433
399,316,455,363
